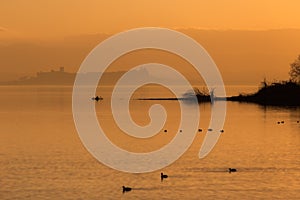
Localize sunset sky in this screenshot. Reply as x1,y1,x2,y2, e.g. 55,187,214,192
1,0,300,38
1,0,300,84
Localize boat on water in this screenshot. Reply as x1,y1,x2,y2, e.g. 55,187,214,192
92,96,103,101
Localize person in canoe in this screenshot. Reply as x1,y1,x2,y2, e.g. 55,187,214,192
92,96,103,101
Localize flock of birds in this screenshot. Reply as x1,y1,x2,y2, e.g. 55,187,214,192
277,120,299,124
164,128,225,133
122,120,300,194
122,169,237,193
92,96,299,194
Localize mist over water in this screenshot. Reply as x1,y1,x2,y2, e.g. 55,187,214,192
0,85,299,199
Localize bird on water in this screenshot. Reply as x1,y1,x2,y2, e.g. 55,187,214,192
161,172,168,181
122,186,132,193
228,168,237,173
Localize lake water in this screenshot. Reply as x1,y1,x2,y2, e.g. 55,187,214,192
0,85,300,199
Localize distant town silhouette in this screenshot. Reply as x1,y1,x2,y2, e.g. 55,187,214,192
0,67,149,85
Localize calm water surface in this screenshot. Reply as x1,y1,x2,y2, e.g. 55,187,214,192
0,85,299,200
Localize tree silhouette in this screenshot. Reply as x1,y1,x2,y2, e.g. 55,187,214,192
289,55,300,83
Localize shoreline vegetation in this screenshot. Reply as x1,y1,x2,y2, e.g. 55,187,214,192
138,81,300,107
227,81,300,106
139,54,300,107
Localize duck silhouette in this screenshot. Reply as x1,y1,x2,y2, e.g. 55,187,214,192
228,168,237,173
122,186,132,193
161,172,168,181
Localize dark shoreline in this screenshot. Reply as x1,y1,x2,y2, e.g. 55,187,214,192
227,81,300,106
137,96,300,107
138,81,300,107
136,97,226,101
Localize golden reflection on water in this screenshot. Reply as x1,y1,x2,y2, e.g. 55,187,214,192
0,86,300,200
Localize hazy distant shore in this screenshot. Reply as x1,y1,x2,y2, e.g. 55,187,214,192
0,67,149,86
1,68,299,106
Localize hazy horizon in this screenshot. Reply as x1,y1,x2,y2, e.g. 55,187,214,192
2,1,300,85
1,28,300,85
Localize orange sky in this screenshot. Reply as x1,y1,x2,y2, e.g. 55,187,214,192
1,0,300,38
1,1,300,84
